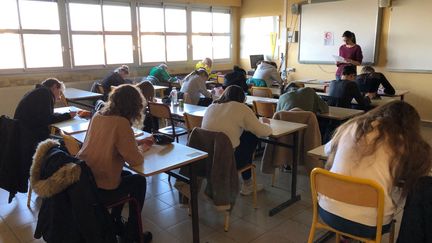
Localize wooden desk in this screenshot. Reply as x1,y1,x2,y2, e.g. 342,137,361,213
64,88,103,108
170,103,207,118
259,118,308,216
153,85,168,98
54,106,81,114
245,95,278,106
51,117,89,135
379,89,409,100
307,145,327,161
316,92,396,107
319,106,364,121
130,143,207,243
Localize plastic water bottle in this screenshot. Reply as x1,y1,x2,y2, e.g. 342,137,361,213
170,87,178,106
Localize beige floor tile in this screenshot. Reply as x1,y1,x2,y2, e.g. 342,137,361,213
3,209,37,228
265,219,311,243
156,190,181,207
146,206,189,229
0,228,20,243
199,207,240,230
11,221,38,243
166,219,215,243
201,231,238,243
240,206,287,231
147,180,174,197
290,209,313,228
0,217,10,233
215,218,266,243
142,197,172,216
250,231,297,243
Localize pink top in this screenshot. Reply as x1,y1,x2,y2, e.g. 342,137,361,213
336,44,363,76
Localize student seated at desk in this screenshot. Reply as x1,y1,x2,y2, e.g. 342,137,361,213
202,85,272,195
247,60,283,88
355,66,395,98
195,57,218,79
277,82,329,113
223,65,249,92
101,65,130,96
136,81,158,133
328,65,371,109
146,63,178,85
180,68,214,106
14,78,76,190
77,84,154,243
320,101,432,239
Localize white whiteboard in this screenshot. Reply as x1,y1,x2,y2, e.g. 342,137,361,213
387,0,432,72
240,16,280,64
298,0,381,64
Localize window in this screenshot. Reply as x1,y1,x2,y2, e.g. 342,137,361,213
0,1,233,72
0,0,62,69
139,5,188,63
68,2,133,66
191,9,231,61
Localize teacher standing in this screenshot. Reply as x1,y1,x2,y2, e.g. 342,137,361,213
336,30,363,80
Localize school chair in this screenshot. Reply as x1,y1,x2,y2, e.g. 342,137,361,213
27,131,81,208
252,100,276,118
251,87,273,98
147,102,188,143
308,168,395,243
183,112,203,136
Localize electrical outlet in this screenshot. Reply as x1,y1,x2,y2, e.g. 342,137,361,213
287,67,296,73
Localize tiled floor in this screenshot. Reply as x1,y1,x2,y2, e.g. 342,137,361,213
2,125,431,243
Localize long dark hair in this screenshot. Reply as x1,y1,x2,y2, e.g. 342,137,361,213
328,101,432,198
342,30,357,44
101,84,145,127
136,81,154,102
213,85,245,104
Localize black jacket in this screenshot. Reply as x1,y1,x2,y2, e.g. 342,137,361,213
397,177,432,243
0,115,24,202
355,72,395,96
13,86,70,193
224,68,249,92
101,72,127,95
31,139,116,243
328,79,370,109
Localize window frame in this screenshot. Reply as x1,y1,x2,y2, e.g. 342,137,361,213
0,0,233,75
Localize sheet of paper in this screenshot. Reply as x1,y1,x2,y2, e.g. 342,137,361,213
332,55,347,63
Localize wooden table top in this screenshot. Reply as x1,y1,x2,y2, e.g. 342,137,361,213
153,85,169,90
129,143,208,176
261,118,308,138
170,104,208,117
64,88,103,101
51,116,89,135
319,106,364,120
307,145,327,160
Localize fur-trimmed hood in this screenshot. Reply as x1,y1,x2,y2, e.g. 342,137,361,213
30,139,81,198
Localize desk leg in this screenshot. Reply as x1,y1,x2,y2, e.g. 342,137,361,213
269,131,302,216
401,94,404,101
189,164,200,243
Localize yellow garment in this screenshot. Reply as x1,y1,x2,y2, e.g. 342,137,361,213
195,61,217,79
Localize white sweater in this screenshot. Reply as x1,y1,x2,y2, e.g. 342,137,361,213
252,62,283,87
202,101,272,148
319,123,397,226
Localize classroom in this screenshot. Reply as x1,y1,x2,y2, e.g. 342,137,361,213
1,0,431,242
